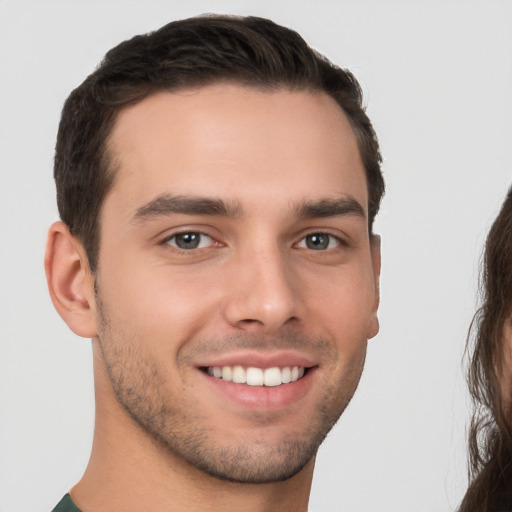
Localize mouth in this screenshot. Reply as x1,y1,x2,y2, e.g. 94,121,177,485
201,365,308,387
197,356,317,410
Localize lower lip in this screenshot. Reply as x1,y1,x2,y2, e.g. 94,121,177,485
199,368,317,411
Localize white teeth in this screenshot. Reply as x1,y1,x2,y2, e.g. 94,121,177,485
207,365,306,386
232,365,246,384
263,367,281,387
221,366,232,381
246,367,264,386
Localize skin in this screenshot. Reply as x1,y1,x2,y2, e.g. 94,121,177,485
45,84,381,512
502,319,512,413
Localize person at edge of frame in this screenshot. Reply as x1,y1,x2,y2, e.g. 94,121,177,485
459,187,512,512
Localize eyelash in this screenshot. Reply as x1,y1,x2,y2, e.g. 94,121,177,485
163,231,217,251
161,230,345,252
296,232,343,251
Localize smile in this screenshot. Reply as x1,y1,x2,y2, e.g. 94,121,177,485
206,366,306,387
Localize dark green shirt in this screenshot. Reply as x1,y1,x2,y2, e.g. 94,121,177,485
52,494,82,512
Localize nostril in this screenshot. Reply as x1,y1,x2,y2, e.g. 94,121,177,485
235,318,266,330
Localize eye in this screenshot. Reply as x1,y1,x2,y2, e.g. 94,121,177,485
297,233,341,251
165,232,214,250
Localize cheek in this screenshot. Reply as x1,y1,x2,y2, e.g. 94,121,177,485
96,254,225,340
501,323,512,409
306,266,376,339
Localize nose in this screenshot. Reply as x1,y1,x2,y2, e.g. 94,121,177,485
222,245,302,333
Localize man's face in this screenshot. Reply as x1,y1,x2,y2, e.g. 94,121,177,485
93,84,380,483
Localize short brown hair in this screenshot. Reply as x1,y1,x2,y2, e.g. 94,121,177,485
54,15,384,271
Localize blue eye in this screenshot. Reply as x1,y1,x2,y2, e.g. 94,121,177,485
166,232,213,250
298,233,340,250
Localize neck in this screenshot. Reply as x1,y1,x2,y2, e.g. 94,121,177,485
71,343,314,512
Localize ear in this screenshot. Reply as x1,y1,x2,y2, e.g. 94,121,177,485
367,234,381,339
44,221,98,338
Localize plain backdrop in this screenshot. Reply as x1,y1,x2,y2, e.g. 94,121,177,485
1,1,511,511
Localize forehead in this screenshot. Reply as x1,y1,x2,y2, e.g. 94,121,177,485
105,84,367,218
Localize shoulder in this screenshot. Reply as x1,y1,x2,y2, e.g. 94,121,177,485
51,494,83,512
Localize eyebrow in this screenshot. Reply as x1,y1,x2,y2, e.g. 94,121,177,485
131,193,365,224
294,197,366,220
131,194,242,223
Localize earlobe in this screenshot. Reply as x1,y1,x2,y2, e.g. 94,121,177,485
44,221,98,338
368,235,381,339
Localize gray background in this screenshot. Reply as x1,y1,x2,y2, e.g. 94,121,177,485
1,1,511,510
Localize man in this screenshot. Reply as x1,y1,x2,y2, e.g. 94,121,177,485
45,14,384,512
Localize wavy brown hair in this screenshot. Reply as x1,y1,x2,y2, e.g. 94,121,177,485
459,187,512,512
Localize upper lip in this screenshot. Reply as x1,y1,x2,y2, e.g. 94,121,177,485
195,351,317,369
